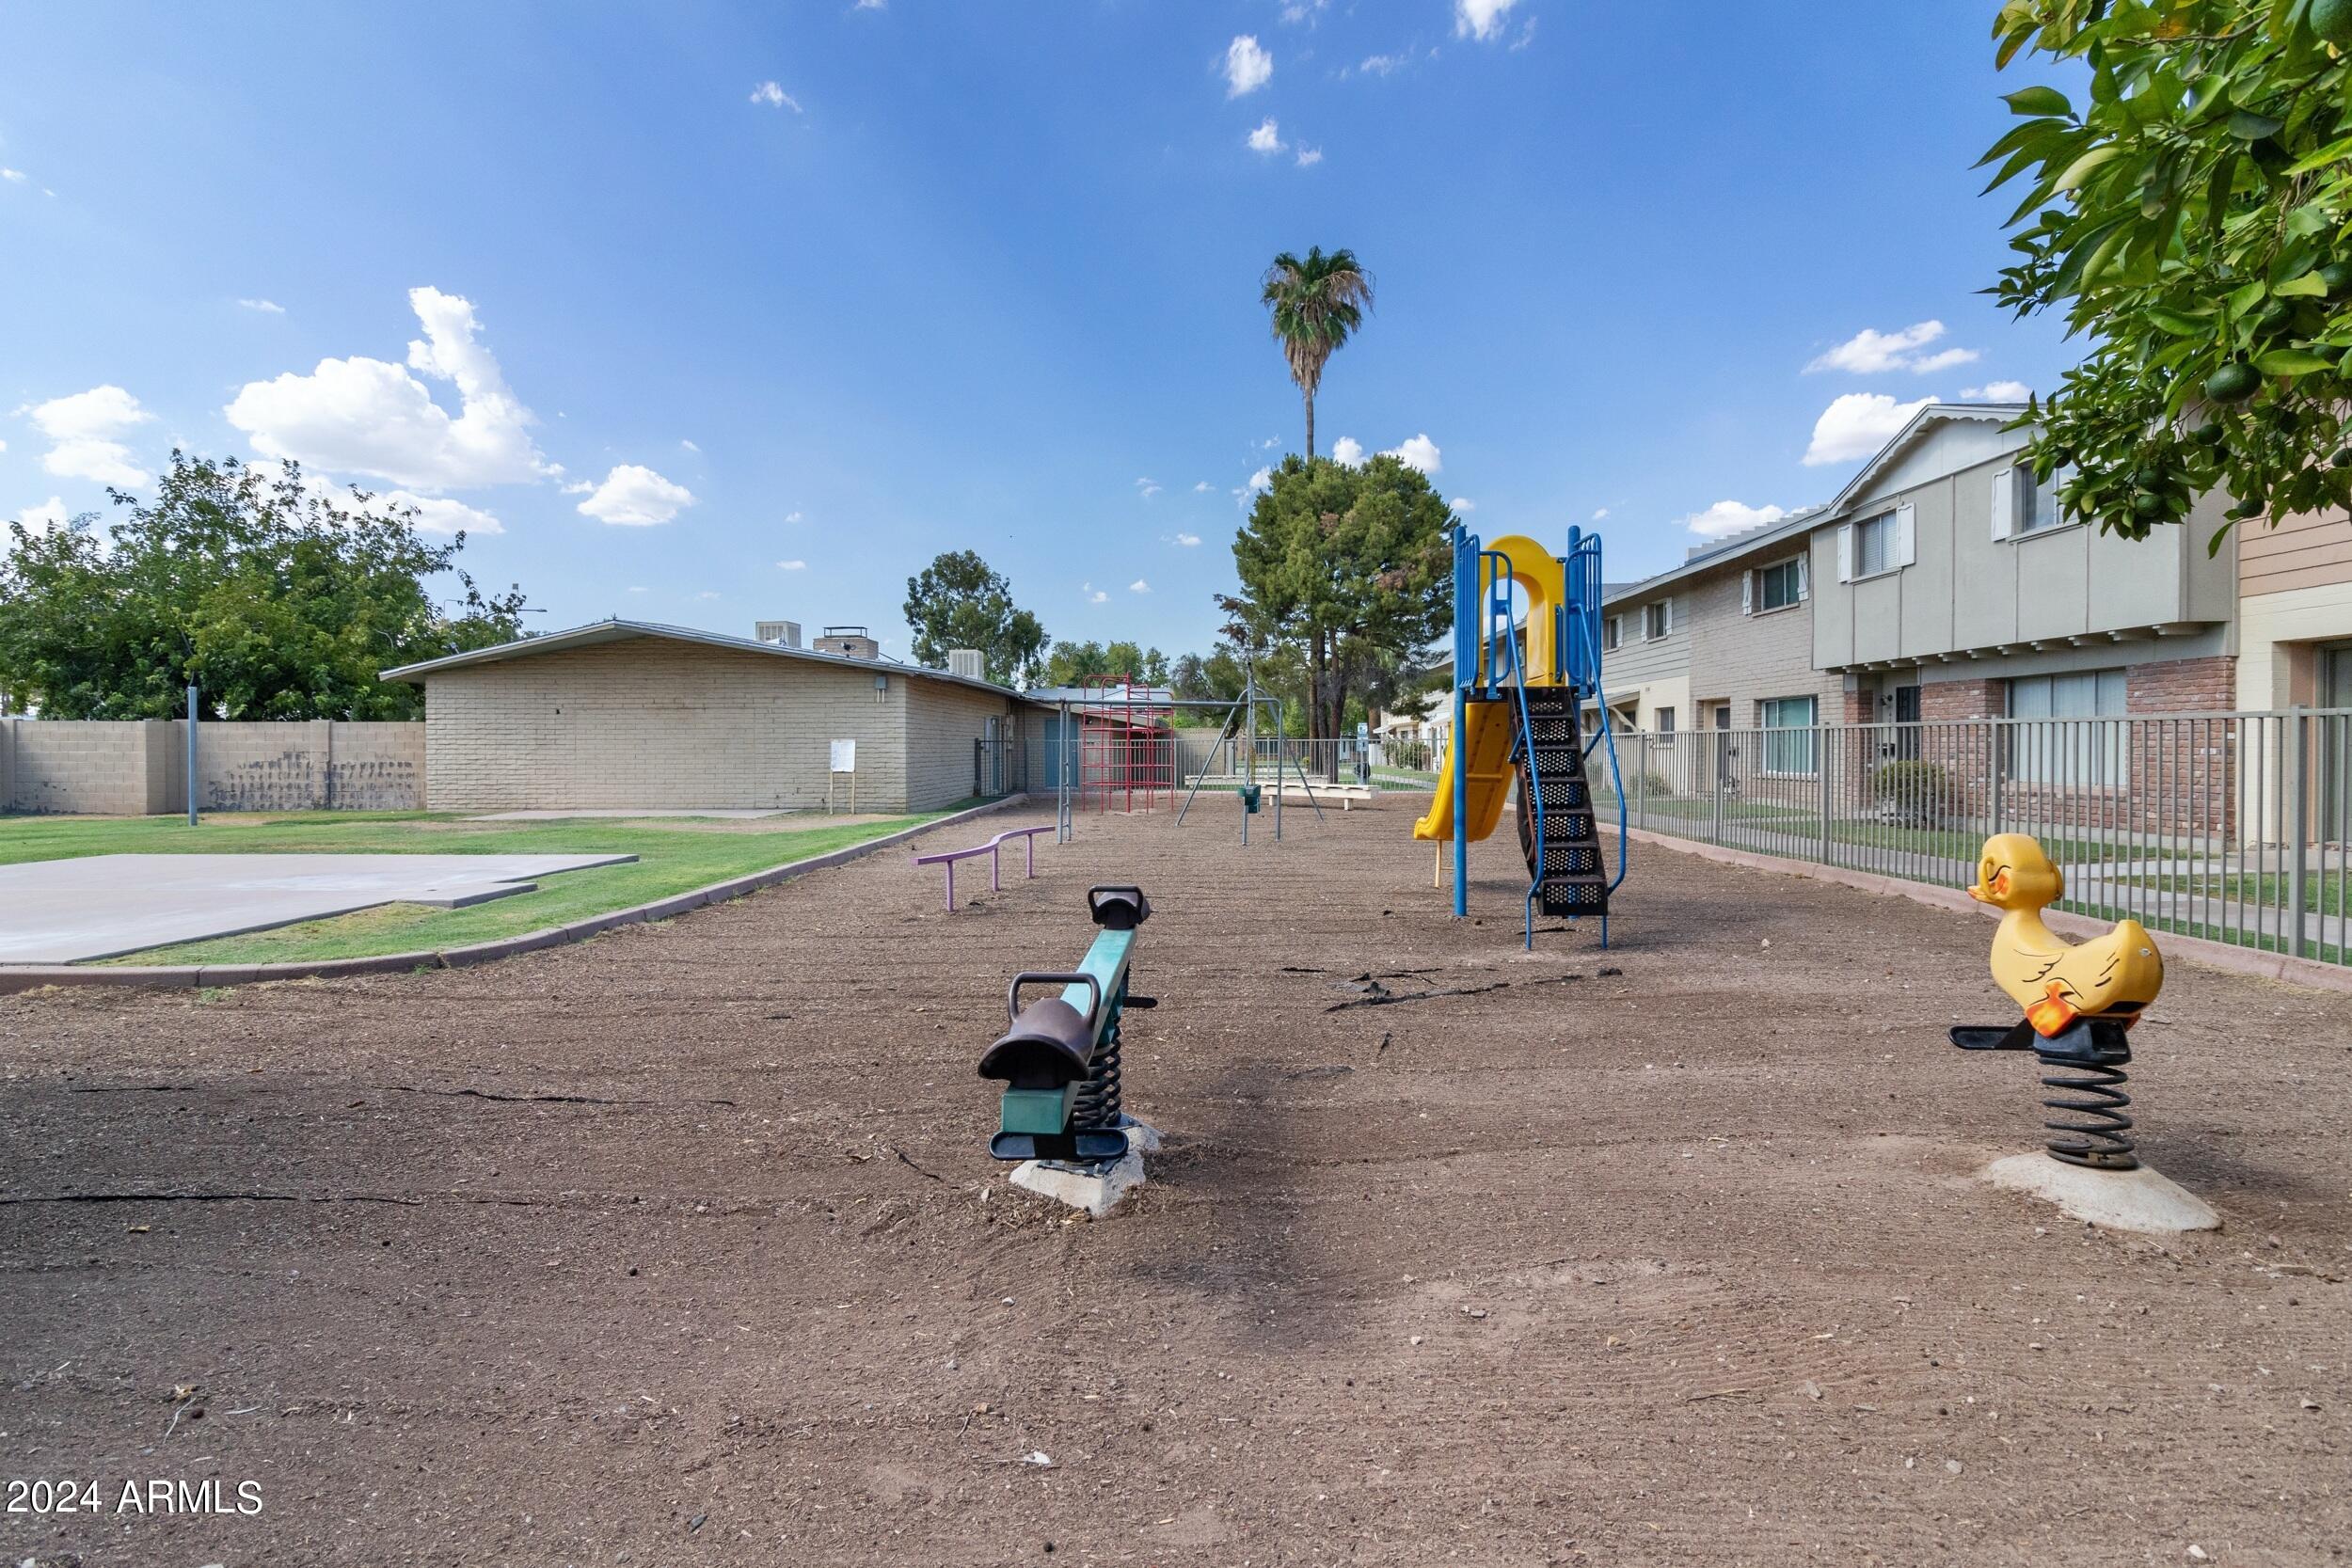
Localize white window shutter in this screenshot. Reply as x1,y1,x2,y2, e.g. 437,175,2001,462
1990,467,2014,540
1741,572,1754,615
1662,598,1673,635
1896,502,1916,567
1836,524,1854,582
1637,608,1648,642
1795,552,1811,600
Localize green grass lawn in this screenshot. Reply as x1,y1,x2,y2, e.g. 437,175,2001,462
0,806,976,966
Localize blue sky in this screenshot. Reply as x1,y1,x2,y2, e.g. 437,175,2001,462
0,1,2072,662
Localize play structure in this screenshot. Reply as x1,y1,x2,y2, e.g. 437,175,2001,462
977,885,1158,1212
910,824,1054,911
1949,833,2166,1169
1414,525,1628,947
1052,657,1323,846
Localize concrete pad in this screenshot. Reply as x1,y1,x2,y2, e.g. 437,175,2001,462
468,808,794,820
0,852,637,963
1009,1119,1161,1217
1980,1152,2223,1235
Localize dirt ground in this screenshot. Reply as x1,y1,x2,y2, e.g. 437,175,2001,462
2,798,2346,1567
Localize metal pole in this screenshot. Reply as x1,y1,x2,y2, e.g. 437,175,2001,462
2289,705,2310,959
185,683,199,827
1452,683,1468,916
1243,662,1256,847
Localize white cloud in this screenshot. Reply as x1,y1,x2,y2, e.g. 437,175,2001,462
1510,14,1538,48
1328,436,1365,467
1805,320,1977,376
1245,465,1273,492
1803,392,1935,467
577,464,696,526
1683,499,1788,541
0,167,24,183
1591,507,1610,521
16,498,70,537
680,437,700,452
628,585,649,594
1247,119,1284,154
1136,476,1162,499
1083,581,1109,604
777,559,807,570
1129,578,1151,594
1191,481,1214,493
698,591,721,600
226,286,551,491
1224,35,1273,96
1386,433,1441,474
237,297,285,314
1172,531,1201,546
1279,0,1327,22
27,384,152,489
1359,52,1406,75
750,81,803,112
1295,145,1323,166
561,480,595,494
855,0,885,8
1963,379,2033,402
390,492,504,536
784,509,804,523
1449,497,1476,513
1455,0,1520,41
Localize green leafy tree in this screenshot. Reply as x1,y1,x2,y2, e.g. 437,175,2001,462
901,549,1050,687
1041,639,1168,689
0,451,527,720
1261,246,1374,460
1220,452,1452,737
1983,0,2352,543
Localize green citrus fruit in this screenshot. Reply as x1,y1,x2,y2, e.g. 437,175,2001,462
2205,362,2262,404
2315,0,2352,48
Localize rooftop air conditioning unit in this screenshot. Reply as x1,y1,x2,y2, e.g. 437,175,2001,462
947,648,986,681
755,620,803,648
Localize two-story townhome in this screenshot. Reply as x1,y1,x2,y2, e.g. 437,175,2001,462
1599,505,1840,745
2236,508,2352,715
1806,401,2239,726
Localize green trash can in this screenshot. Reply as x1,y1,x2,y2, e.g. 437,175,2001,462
1238,784,1263,815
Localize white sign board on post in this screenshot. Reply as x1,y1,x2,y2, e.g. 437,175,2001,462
828,738,857,814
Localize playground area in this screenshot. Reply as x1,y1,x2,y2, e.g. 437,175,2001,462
3,799,2346,1565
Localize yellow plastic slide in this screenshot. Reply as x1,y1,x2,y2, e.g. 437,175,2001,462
1413,533,1568,847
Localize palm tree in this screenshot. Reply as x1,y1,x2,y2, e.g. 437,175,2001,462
1260,246,1373,461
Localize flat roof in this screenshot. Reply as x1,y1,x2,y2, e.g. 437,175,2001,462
380,618,1031,701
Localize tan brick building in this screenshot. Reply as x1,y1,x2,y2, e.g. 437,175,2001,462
383,621,1044,814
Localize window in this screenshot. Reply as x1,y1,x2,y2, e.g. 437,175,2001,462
1643,600,1672,640
1757,557,1804,612
2008,668,2127,785
1654,706,1677,734
1853,513,1896,578
2013,466,2073,535
1603,615,1621,653
1759,695,1818,774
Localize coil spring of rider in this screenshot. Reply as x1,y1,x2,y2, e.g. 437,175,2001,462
2036,1039,2136,1170
1072,1013,1123,1132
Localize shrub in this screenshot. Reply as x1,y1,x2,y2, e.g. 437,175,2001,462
1869,759,1959,827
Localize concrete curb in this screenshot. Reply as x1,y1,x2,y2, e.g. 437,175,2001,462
0,795,1033,996
1625,826,2352,997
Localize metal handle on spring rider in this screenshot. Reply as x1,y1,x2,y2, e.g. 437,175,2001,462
1006,971,1103,1029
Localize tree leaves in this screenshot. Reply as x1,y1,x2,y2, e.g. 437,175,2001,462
901,550,1049,689
1984,0,2352,542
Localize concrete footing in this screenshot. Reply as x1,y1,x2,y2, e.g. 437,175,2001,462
1980,1152,2222,1234
1010,1118,1162,1217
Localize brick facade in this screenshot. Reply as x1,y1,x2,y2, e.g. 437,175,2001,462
1918,679,2003,721
2125,654,2235,715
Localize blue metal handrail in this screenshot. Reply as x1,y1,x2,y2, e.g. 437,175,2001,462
1475,549,1548,949
1562,529,1629,895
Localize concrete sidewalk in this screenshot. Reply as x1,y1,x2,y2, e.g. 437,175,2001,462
0,852,636,963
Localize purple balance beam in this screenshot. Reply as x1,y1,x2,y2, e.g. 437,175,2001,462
911,825,1054,911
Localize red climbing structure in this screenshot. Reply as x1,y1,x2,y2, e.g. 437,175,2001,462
1074,675,1174,814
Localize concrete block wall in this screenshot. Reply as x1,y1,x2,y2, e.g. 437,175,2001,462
419,638,1025,814
0,718,423,815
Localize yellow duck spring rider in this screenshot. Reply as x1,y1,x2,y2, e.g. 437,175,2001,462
1948,833,2164,1170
